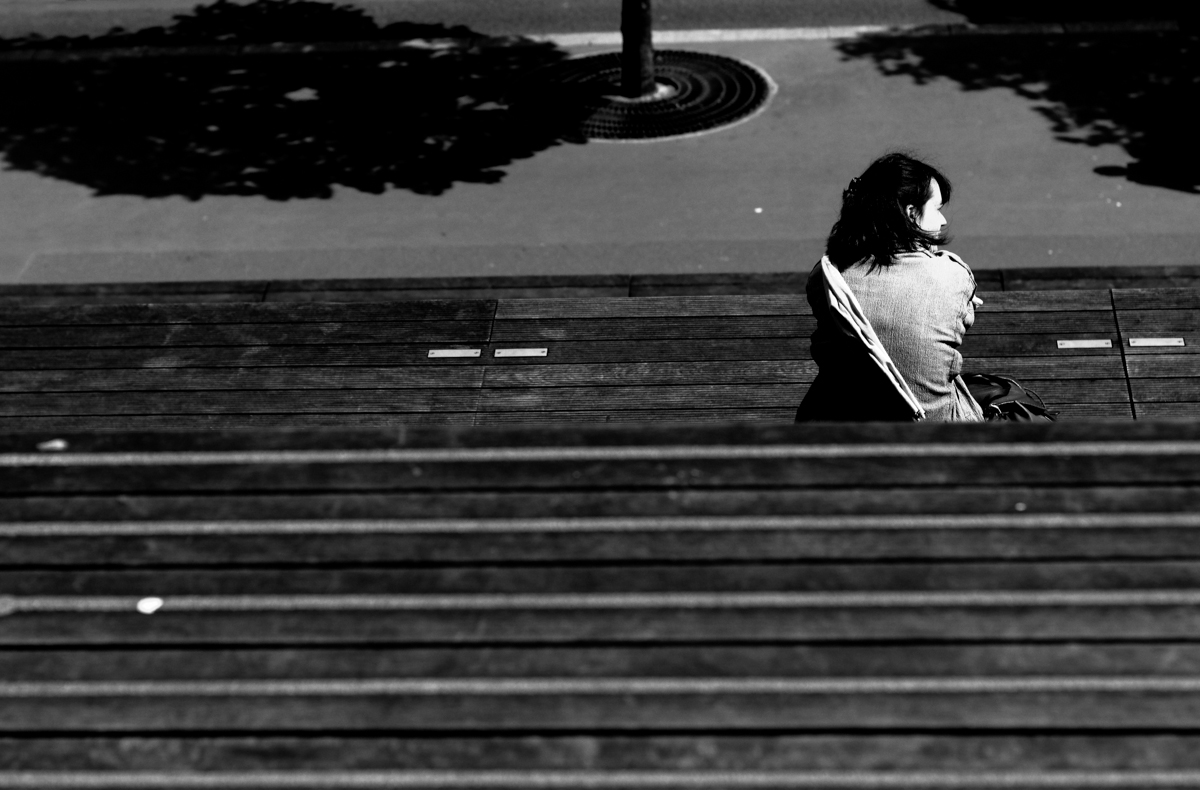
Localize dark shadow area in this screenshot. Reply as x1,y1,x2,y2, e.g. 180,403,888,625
0,0,589,199
838,29,1200,193
927,0,1196,24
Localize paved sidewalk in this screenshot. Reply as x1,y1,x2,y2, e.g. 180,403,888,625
0,13,1195,284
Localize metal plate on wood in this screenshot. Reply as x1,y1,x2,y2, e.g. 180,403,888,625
427,349,481,358
1129,338,1185,347
1057,339,1112,349
495,348,549,358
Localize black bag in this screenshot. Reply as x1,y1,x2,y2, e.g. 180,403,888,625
962,373,1058,422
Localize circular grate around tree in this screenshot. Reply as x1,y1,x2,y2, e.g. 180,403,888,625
531,49,775,141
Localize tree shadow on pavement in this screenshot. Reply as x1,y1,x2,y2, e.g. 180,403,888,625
0,0,588,199
837,29,1200,194
927,0,1193,24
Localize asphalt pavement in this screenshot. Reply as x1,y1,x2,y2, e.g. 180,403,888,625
0,0,1195,283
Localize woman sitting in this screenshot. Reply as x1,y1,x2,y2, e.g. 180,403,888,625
796,152,985,422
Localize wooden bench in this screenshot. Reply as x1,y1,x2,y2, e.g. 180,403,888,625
1,264,1198,305
4,420,1200,786
3,286,1190,429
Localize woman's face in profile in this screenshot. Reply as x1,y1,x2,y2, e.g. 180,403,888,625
910,178,947,234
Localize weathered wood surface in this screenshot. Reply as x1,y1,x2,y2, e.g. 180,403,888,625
1,284,1187,428
1114,289,1199,419
1,733,1198,771
3,265,1197,305
1,418,1198,773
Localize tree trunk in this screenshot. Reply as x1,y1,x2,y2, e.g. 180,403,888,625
621,0,654,98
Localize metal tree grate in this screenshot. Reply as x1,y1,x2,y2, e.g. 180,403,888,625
531,50,775,141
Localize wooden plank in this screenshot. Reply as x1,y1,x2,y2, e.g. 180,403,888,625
8,642,1200,681
967,311,1116,334
8,513,1200,565
491,318,811,342
960,356,1125,378
5,734,1200,773
0,320,493,349
1113,288,1200,310
10,561,1200,595
482,339,811,365
1046,403,1134,420
482,362,815,388
8,448,1200,494
268,286,630,301
630,273,810,296
1005,266,1200,291
0,300,494,327
6,595,1200,644
1130,379,1200,403
960,334,1121,357
5,418,1198,450
475,409,796,424
0,390,481,417
0,281,267,307
1135,403,1200,418
0,345,492,370
8,676,1200,730
1,485,1197,522
268,275,631,296
1002,379,1130,403
495,295,807,320
0,367,485,393
3,734,1200,771
974,291,1113,311
1114,310,1200,332
478,385,806,412
0,413,477,431
1128,355,1200,377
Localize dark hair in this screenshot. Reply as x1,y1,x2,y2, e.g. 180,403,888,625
825,152,952,272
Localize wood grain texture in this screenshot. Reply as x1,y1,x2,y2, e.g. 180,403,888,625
267,275,631,295
0,390,481,417
474,409,796,424
2,734,1198,771
4,602,1200,645
495,296,807,320
1134,404,1200,418
8,643,1200,681
7,514,1200,565
0,301,494,327
960,334,1122,357
9,453,1200,495
477,385,806,411
6,680,1200,730
0,321,492,349
1113,288,1200,310
0,413,477,431
9,561,1200,595
967,312,1117,334
2,485,1196,522
960,356,1125,378
481,362,815,388
491,317,812,343
267,287,630,302
1127,355,1200,376
1130,379,1200,403
1117,310,1200,332
974,291,1113,311
0,367,486,393
482,339,811,365
0,345,491,370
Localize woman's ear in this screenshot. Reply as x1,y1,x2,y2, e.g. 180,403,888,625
905,204,917,221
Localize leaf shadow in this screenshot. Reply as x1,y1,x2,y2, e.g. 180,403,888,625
0,0,592,199
836,26,1200,193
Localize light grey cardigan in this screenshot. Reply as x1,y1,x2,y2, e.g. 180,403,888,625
836,248,984,421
